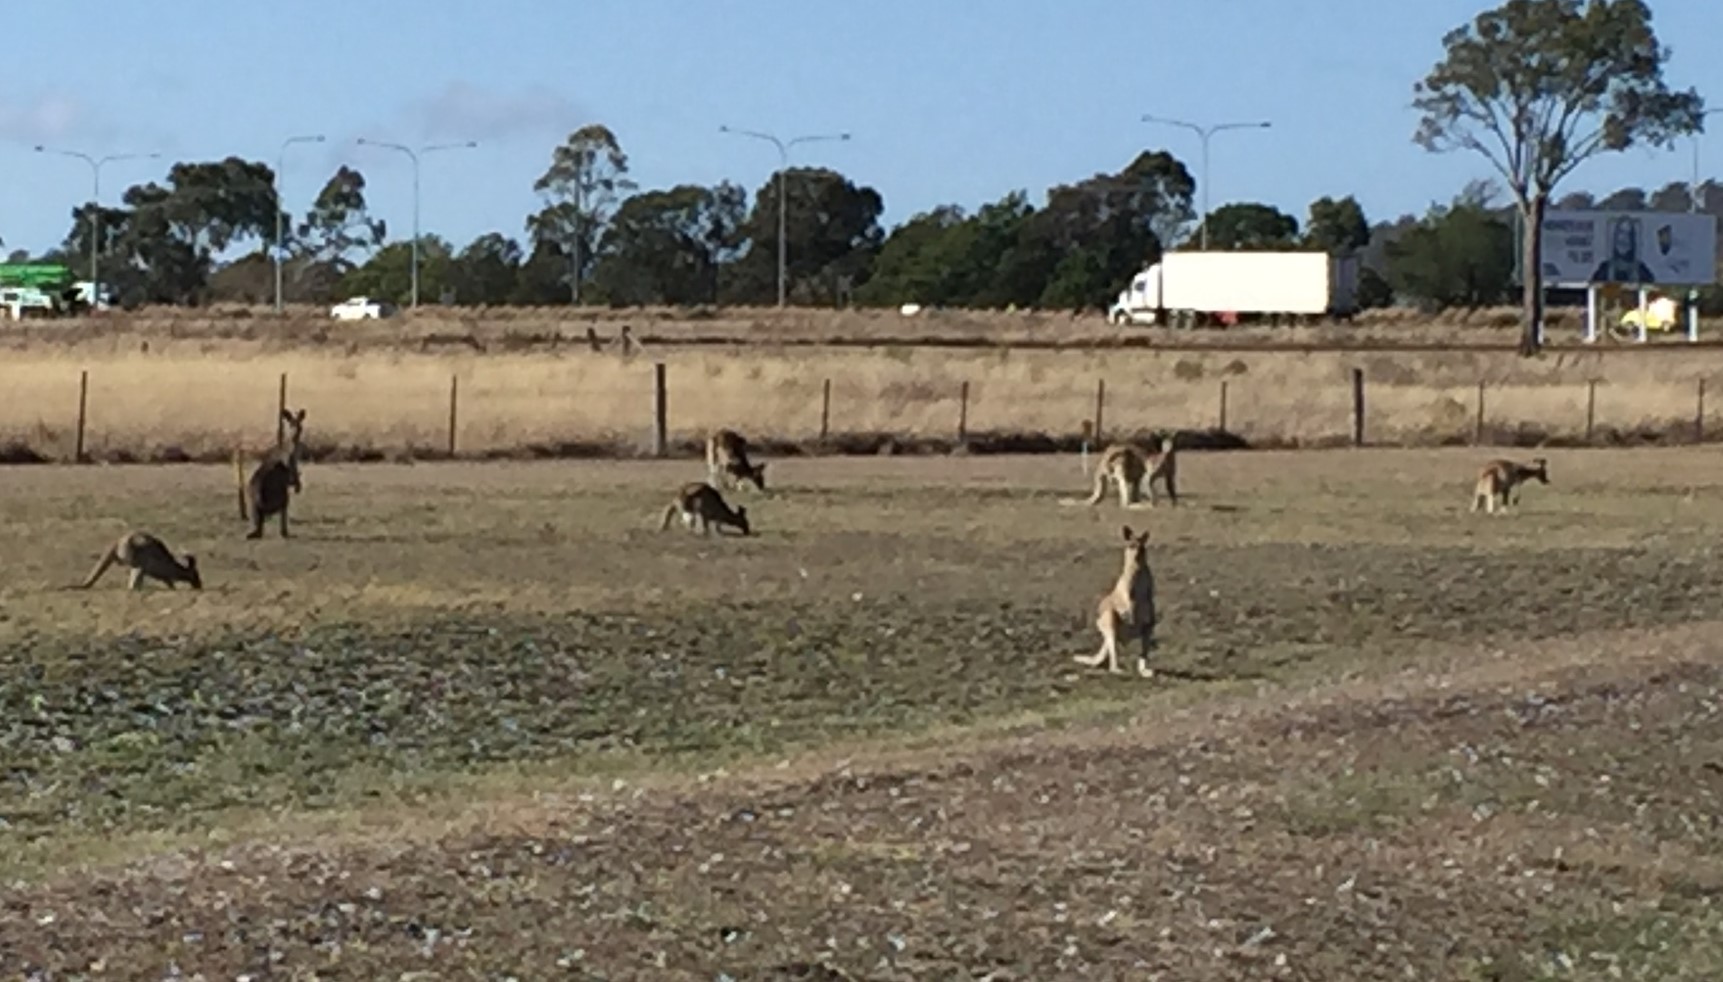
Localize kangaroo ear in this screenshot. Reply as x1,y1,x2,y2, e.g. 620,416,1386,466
1120,525,1134,542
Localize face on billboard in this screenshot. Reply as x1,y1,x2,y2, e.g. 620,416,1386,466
1610,218,1637,261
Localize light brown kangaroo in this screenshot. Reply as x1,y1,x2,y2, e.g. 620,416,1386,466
1071,434,1176,508
706,428,767,493
236,408,307,539
1471,457,1548,514
1074,525,1156,677
660,481,752,536
78,531,202,591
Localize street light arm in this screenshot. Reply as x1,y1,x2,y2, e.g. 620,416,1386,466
719,125,787,154
1140,114,1205,139
786,133,852,151
1210,121,1273,135
357,137,416,162
96,152,163,169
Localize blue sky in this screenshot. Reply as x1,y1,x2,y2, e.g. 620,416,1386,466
3,0,1720,257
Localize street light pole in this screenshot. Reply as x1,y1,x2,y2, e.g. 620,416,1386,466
356,138,478,308
1139,115,1272,250
719,125,851,307
34,145,161,302
1682,109,1723,343
275,134,327,314
1691,109,1723,214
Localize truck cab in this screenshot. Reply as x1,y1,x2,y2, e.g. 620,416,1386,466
1108,270,1163,326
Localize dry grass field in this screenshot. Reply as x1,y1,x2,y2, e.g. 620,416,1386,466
2,311,1722,463
2,447,1722,978
5,301,1715,349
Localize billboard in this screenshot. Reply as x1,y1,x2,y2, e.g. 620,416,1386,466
1541,210,1718,286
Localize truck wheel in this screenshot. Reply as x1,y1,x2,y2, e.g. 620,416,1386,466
1110,310,1130,326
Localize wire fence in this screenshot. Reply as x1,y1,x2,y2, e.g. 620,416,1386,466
1,361,1716,465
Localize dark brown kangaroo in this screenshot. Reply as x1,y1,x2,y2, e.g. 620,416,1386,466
235,408,307,539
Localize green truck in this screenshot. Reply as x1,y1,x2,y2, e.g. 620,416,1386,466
0,263,99,318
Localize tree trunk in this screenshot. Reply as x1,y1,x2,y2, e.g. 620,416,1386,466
1518,193,1547,357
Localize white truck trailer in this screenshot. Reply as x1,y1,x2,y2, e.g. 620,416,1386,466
1107,250,1361,327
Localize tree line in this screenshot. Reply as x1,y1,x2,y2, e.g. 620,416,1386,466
8,1,1715,325
19,124,1720,315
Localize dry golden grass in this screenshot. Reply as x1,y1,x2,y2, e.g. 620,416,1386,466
5,301,1716,352
1,337,1720,462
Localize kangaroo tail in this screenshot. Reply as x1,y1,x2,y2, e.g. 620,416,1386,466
78,545,117,589
235,450,249,521
1084,464,1108,506
660,503,680,531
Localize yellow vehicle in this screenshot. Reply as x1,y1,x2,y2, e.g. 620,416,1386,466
1618,295,1680,333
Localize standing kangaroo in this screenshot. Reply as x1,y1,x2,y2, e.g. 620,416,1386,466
78,531,202,591
706,428,767,493
1074,525,1157,677
1471,457,1549,515
236,408,307,539
660,481,752,536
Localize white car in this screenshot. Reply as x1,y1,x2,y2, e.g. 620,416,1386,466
330,296,396,321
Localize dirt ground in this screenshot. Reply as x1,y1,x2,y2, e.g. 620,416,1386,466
2,449,1721,978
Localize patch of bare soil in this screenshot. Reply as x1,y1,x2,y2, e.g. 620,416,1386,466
6,627,1720,980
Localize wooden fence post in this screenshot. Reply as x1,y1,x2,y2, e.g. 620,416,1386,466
820,378,832,441
276,372,288,443
653,362,668,457
1585,380,1597,444
1093,379,1105,444
958,380,970,442
1698,378,1707,444
1218,380,1229,433
1474,380,1486,446
75,369,88,464
1351,368,1365,447
447,375,459,457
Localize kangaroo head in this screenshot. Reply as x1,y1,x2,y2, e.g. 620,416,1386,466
182,554,203,590
733,504,751,536
747,461,768,490
1120,524,1150,566
279,408,307,488
1530,457,1549,483
281,408,307,442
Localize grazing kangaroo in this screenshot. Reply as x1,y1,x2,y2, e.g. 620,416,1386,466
1471,457,1548,515
706,428,767,493
660,481,752,536
1072,434,1177,508
78,531,202,591
236,408,307,539
1075,525,1156,677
